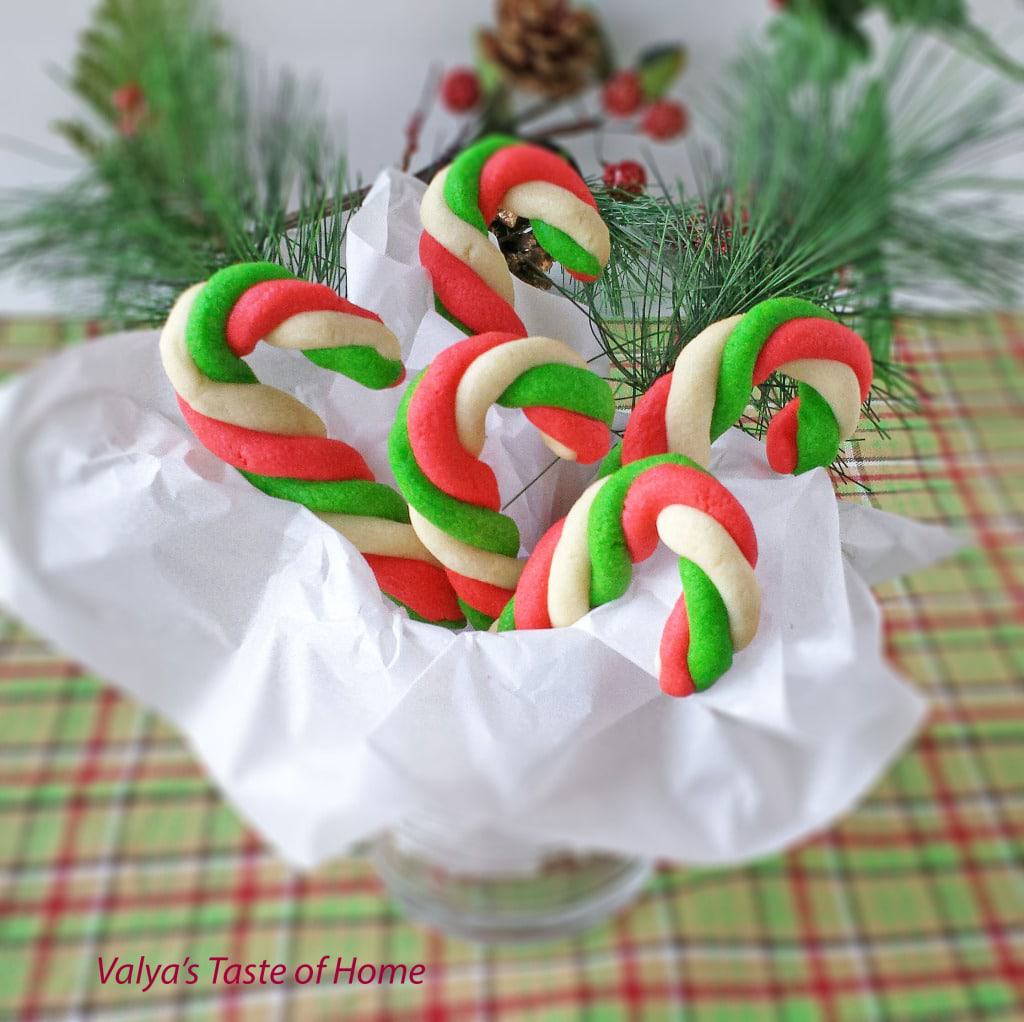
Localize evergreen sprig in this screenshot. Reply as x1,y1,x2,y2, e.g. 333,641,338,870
773,0,1024,81
1,0,1021,446
0,0,355,322
556,24,1023,464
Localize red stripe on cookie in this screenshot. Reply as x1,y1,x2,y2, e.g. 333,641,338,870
513,519,564,630
419,231,526,336
477,145,598,223
621,373,672,465
620,463,758,567
177,396,374,481
447,570,516,619
765,399,800,475
524,407,611,464
407,331,522,510
364,554,463,624
659,593,696,697
753,318,873,400
226,278,383,357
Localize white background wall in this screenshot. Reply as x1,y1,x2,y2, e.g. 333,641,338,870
1,0,1020,313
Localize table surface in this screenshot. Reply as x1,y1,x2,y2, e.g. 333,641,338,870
0,313,1022,1021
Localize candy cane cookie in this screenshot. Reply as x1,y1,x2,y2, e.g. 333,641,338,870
420,133,611,335
389,330,616,630
605,297,874,477
159,262,464,627
497,454,760,697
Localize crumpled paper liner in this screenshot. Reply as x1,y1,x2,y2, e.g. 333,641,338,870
0,169,962,869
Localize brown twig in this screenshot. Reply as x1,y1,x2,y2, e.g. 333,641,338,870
281,114,607,232
400,64,441,172
280,151,448,232
513,96,562,126
525,115,604,138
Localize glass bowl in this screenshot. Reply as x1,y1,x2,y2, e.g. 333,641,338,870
370,816,652,943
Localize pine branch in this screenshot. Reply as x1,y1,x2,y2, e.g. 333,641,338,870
281,114,605,234
550,26,1022,470
0,0,359,322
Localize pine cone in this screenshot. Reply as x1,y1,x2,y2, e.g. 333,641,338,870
480,0,604,99
491,210,555,290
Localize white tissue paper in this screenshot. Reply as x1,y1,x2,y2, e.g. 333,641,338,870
0,169,961,870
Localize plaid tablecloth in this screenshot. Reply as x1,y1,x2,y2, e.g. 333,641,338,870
0,313,1021,1021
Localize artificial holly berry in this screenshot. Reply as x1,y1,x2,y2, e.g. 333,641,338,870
440,67,482,113
112,82,143,112
602,160,647,197
112,82,145,137
641,99,689,141
601,69,643,117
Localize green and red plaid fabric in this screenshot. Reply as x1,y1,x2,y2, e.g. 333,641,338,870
0,313,1022,1020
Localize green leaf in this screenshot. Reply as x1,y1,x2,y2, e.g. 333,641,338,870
636,44,686,100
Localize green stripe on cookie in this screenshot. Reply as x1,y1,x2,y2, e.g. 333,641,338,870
241,474,410,520
434,296,474,335
678,558,733,690
596,443,624,479
711,297,838,439
443,134,519,233
186,262,294,384
588,453,706,607
497,364,614,423
459,599,496,632
394,598,466,629
495,598,517,632
794,384,841,474
304,346,404,389
388,375,521,557
532,221,602,278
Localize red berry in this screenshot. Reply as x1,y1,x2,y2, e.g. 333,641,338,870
112,82,144,113
641,99,689,142
112,83,145,137
601,70,643,118
602,160,647,196
440,67,481,114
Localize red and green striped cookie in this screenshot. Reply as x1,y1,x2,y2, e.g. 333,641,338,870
497,453,761,697
419,133,611,335
603,297,874,478
389,330,616,630
159,262,464,628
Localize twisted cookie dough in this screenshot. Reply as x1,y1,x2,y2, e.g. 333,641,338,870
498,454,760,697
605,297,874,477
160,262,463,626
389,330,615,629
420,133,611,335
